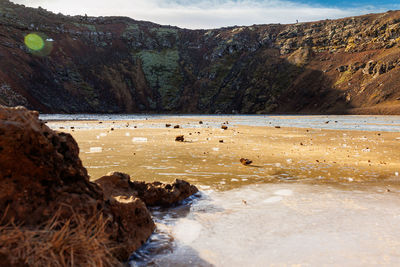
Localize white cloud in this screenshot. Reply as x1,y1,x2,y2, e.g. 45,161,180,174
12,0,387,29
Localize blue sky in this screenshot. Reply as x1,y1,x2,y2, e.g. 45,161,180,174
13,0,400,29
299,0,399,7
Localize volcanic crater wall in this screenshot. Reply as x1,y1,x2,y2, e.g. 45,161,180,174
1,0,400,114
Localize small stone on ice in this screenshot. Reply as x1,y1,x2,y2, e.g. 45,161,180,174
175,135,184,142
240,158,252,165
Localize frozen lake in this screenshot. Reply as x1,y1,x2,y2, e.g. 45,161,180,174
40,114,400,132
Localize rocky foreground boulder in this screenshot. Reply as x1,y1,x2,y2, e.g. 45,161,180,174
96,172,199,207
0,106,198,265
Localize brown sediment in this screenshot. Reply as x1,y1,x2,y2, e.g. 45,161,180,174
46,118,400,190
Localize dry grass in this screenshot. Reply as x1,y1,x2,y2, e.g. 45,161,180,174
0,206,121,267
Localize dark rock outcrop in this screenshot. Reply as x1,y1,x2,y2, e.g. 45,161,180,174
0,105,101,225
95,172,199,207
132,179,199,206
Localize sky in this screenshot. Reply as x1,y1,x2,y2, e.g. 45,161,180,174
12,0,400,29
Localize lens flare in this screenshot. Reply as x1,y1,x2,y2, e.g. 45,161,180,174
24,33,44,51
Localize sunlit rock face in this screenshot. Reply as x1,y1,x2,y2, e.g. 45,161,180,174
2,0,400,114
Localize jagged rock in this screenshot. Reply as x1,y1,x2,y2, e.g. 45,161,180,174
107,197,154,261
221,125,228,130
287,47,312,66
336,65,348,72
0,106,155,262
0,84,28,107
363,60,377,75
175,135,184,142
374,62,387,76
240,158,253,165
95,172,198,207
0,106,97,225
131,179,199,206
96,172,132,197
349,62,366,72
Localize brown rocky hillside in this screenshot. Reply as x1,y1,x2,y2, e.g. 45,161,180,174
1,0,400,114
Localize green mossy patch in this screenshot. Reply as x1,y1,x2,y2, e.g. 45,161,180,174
136,49,182,110
79,82,99,108
150,27,178,39
122,24,140,38
334,70,352,87
198,55,237,109
72,22,96,32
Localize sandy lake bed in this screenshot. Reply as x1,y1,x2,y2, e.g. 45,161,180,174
45,116,400,190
